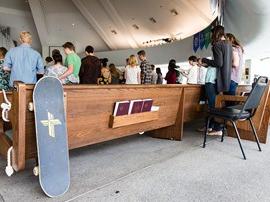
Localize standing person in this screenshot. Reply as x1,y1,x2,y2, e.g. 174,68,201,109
52,49,60,56
199,25,232,93
45,56,53,69
45,53,77,84
79,45,101,84
109,63,120,84
137,50,152,84
165,59,177,84
98,58,111,85
184,56,199,84
125,55,141,84
0,47,10,90
198,25,233,135
226,33,244,95
150,64,158,84
156,67,163,84
197,63,207,85
204,66,217,109
3,31,44,87
60,42,81,84
196,65,218,133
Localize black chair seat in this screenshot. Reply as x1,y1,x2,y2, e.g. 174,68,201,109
209,107,250,120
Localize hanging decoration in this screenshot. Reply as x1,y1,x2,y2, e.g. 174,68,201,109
204,26,212,49
193,33,200,52
199,31,205,50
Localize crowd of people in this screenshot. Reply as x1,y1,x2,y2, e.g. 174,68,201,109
0,26,244,136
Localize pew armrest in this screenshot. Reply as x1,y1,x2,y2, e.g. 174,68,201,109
215,95,247,108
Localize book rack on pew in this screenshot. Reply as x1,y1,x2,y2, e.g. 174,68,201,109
109,111,159,128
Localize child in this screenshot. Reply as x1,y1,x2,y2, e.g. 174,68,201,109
184,56,199,84
45,53,77,84
0,47,10,90
59,42,81,84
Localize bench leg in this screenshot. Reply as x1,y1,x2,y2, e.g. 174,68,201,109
249,118,262,152
231,120,246,160
203,116,210,148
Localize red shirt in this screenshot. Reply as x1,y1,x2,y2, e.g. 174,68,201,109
165,71,177,84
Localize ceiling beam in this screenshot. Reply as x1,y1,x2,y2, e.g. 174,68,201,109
28,0,49,47
0,7,32,17
99,0,139,49
72,0,117,50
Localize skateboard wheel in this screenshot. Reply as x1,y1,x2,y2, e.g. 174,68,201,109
33,166,39,176
139,132,145,135
28,102,34,111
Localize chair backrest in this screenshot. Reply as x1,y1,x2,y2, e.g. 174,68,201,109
242,76,268,112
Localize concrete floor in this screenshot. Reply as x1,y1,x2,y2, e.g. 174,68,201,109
0,122,270,202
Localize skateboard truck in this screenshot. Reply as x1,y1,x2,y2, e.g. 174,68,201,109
5,146,14,177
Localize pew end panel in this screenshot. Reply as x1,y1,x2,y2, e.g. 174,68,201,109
151,85,204,140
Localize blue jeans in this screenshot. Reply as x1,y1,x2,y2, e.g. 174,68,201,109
205,83,223,130
225,80,238,95
205,83,217,109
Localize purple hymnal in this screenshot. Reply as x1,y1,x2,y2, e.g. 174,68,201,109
141,99,153,112
129,100,143,114
113,101,130,116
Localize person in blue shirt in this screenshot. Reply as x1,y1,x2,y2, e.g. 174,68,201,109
3,31,44,87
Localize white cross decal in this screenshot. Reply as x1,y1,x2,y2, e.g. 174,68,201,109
41,112,62,138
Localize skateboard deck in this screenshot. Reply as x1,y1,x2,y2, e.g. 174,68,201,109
33,76,70,197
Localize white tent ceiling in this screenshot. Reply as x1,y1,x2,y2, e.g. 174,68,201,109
0,0,217,54
1,0,269,61
224,0,270,59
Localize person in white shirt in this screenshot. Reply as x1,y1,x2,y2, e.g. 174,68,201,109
182,56,199,84
150,64,158,84
197,65,207,84
125,55,141,84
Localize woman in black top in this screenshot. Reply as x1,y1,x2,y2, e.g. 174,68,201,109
198,25,233,135
199,25,232,93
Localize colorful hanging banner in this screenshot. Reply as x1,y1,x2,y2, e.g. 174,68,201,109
193,33,200,53
204,26,212,49
199,31,205,50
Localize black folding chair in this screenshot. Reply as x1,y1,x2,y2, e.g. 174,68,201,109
203,76,269,160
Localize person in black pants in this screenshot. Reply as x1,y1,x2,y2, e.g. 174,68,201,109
198,25,233,135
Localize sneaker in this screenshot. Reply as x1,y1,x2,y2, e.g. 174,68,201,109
197,126,212,132
208,130,223,136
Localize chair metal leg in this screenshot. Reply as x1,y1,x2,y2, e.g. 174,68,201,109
231,120,246,160
221,120,227,142
203,116,210,148
248,118,262,151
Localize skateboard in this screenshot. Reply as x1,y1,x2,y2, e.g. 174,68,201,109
33,76,70,198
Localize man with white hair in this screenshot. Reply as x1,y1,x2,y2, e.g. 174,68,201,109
3,31,44,87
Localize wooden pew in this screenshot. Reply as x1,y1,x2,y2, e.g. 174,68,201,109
0,83,203,172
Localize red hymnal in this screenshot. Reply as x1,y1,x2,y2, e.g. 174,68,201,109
113,101,130,116
141,99,153,112
129,100,143,114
